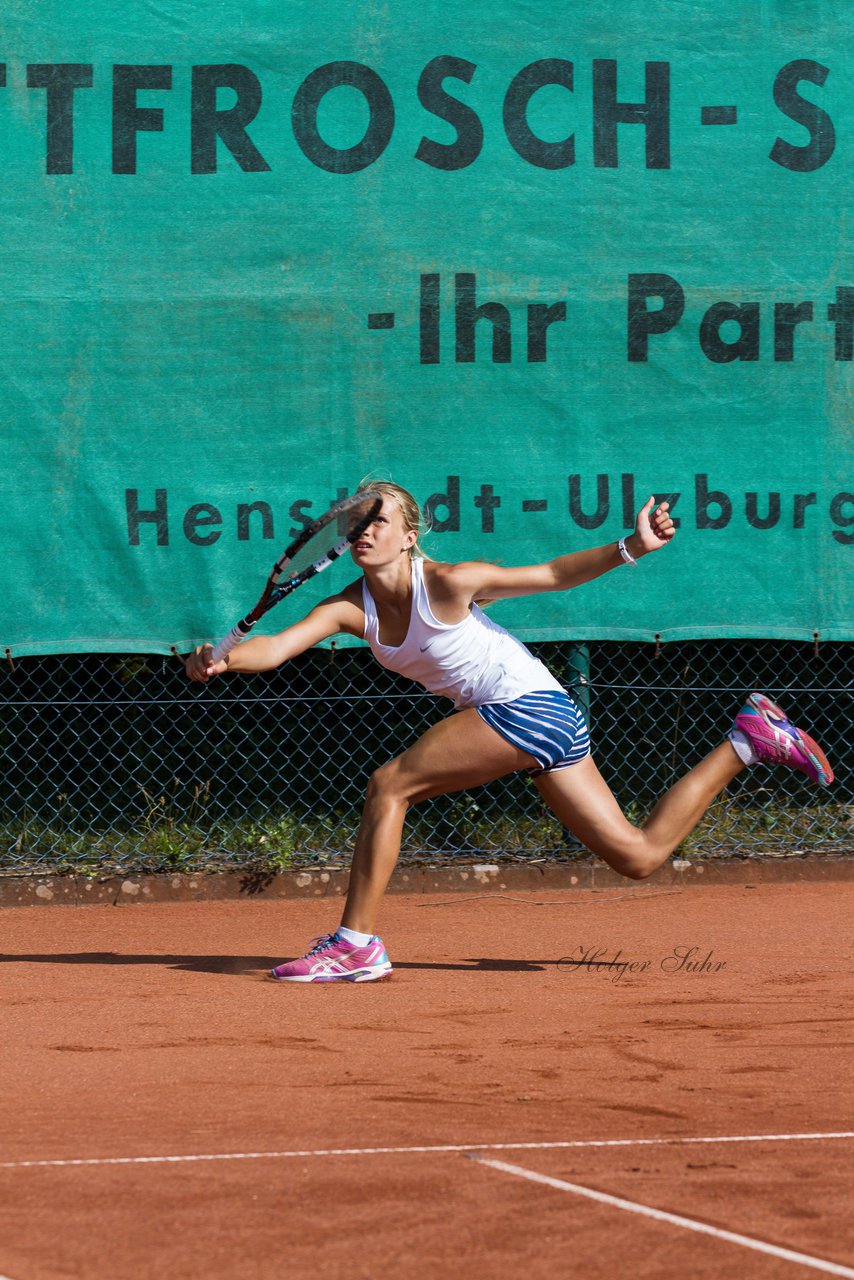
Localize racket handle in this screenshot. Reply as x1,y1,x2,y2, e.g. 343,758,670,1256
210,622,251,665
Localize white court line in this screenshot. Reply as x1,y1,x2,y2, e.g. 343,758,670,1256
0,1130,852,1170
471,1155,854,1279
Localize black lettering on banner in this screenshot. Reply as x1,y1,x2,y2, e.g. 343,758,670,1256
126,488,169,545
526,301,567,361
237,501,274,541
191,65,271,173
830,493,854,545
827,287,854,361
621,473,636,528
474,483,501,533
26,64,93,174
420,272,565,363
695,474,732,530
113,64,173,174
793,493,817,528
0,55,848,185
627,273,685,361
774,301,814,361
699,301,760,363
415,56,482,171
593,59,670,169
770,60,835,172
291,61,393,173
424,476,460,532
420,273,440,365
745,492,781,529
568,474,609,529
120,482,854,549
288,499,313,540
455,273,511,363
654,491,681,528
183,502,222,546
503,59,574,170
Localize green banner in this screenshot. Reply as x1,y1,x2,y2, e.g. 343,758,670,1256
2,1,852,656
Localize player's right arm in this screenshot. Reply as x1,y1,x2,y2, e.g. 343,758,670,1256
184,587,365,682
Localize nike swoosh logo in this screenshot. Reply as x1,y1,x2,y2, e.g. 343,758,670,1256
419,641,435,653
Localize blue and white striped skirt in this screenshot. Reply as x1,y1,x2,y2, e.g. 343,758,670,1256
475,690,591,775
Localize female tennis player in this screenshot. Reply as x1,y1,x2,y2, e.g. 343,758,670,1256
185,481,833,983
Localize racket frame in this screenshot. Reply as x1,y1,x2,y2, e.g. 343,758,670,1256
209,490,382,664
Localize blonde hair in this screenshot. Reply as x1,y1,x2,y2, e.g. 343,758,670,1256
356,478,431,559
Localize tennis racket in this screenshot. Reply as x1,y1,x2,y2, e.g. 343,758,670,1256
209,489,382,664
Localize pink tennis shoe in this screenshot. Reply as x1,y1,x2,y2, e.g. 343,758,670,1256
732,693,833,787
270,932,393,983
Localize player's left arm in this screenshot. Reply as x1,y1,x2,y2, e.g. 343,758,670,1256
453,497,675,602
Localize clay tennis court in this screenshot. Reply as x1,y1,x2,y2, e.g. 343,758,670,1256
3,870,853,1279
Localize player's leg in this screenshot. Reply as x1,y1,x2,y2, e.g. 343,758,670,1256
341,708,537,932
270,709,537,981
534,743,744,880
535,690,834,878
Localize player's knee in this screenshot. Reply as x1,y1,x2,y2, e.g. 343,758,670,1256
597,836,659,880
621,857,657,881
365,760,411,809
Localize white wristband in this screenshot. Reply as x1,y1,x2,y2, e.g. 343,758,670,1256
618,537,637,567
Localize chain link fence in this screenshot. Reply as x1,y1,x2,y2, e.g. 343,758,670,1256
1,640,851,874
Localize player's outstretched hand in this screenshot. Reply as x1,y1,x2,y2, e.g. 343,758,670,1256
185,644,228,683
633,496,676,555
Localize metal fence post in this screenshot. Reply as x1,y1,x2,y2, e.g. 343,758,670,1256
564,642,591,726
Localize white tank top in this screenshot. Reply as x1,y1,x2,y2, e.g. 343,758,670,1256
361,558,565,709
